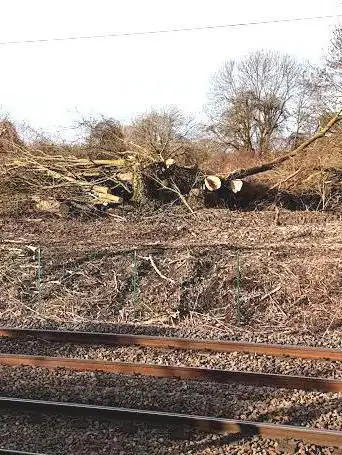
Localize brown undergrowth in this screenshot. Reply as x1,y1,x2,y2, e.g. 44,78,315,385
1,210,341,336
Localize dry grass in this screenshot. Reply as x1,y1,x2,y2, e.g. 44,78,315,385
0,210,341,336
265,133,342,191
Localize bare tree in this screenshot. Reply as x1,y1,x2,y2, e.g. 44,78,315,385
78,115,127,155
289,26,342,136
207,50,317,154
0,118,23,153
128,107,197,161
324,25,342,109
328,25,342,76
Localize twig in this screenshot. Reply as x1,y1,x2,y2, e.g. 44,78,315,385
139,254,175,284
269,295,288,318
170,180,195,214
151,174,195,214
16,299,47,320
270,169,303,190
321,312,337,338
260,285,281,301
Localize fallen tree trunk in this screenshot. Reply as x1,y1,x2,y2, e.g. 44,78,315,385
226,113,342,181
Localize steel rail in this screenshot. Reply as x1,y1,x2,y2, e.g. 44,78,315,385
0,451,47,455
0,353,341,392
0,327,341,360
0,397,341,448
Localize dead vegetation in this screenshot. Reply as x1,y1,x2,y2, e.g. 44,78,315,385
1,112,341,219
0,119,23,154
0,210,341,336
0,114,342,338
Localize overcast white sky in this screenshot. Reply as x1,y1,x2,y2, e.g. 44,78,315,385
0,0,341,138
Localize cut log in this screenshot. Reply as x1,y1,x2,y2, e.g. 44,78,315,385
67,158,129,167
165,158,175,168
205,176,221,191
116,172,133,183
92,185,109,195
93,192,122,204
205,176,244,193
229,179,244,193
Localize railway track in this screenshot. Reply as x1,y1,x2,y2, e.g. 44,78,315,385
0,451,46,455
0,353,341,392
1,327,341,360
1,397,342,447
0,327,341,454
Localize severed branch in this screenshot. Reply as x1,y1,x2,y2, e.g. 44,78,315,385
139,254,175,284
269,168,303,190
226,112,342,181
150,175,195,214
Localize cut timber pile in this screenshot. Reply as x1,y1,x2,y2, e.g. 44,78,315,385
1,152,132,216
1,150,203,216
8,153,135,203
1,113,342,217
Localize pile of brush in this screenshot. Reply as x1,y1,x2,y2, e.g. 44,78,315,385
1,145,205,216
1,113,342,217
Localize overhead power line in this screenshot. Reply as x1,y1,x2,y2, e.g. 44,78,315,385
0,14,341,46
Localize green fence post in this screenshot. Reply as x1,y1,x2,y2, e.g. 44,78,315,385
132,250,138,314
236,250,241,325
36,246,42,304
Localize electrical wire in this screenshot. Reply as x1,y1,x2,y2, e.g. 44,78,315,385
0,14,341,46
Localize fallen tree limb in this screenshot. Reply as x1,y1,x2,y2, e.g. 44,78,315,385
139,254,175,284
269,168,303,190
227,112,342,181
